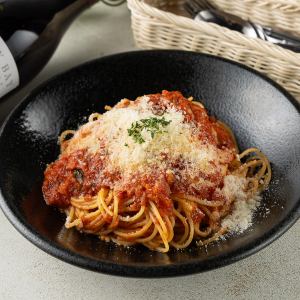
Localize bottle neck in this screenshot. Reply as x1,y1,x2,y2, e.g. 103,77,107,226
53,0,100,28
14,0,100,84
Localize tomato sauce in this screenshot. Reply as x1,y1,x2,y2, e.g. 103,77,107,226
43,91,237,217
43,149,117,208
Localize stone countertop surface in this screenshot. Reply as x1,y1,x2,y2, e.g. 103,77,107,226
0,3,299,300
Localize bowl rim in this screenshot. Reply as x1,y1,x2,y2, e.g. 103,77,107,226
0,50,300,277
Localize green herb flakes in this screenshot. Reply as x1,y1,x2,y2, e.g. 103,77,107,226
127,117,171,144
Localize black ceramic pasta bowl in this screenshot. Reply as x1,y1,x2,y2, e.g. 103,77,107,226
0,50,299,277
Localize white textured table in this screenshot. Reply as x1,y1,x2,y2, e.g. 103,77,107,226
0,3,299,300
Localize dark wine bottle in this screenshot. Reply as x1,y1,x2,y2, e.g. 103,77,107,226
0,0,99,101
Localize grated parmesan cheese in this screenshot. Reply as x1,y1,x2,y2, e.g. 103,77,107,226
66,96,226,180
222,175,261,233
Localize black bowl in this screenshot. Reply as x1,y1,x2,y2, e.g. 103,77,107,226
0,50,299,277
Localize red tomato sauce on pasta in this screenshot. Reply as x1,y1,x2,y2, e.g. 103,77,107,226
42,91,236,215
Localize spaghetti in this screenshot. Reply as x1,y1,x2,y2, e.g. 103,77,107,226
42,90,271,253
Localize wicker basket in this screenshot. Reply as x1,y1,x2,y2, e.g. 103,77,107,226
128,0,300,102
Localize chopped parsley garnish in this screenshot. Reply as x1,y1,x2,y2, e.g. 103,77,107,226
127,116,171,144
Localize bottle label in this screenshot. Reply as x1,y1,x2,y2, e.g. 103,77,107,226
0,36,20,98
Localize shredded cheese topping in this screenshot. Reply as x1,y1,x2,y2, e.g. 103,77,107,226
65,96,229,180
222,175,261,233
